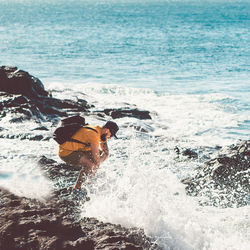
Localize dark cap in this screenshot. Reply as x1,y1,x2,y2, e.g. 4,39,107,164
104,121,119,139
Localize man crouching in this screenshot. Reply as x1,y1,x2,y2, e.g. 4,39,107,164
58,121,119,190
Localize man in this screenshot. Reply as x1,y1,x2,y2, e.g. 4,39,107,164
58,121,119,190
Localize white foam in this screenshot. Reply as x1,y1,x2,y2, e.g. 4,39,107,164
46,81,249,147
81,128,250,250
0,138,55,201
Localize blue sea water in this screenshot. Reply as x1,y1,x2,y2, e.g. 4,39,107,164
1,0,249,136
0,0,250,94
0,1,250,249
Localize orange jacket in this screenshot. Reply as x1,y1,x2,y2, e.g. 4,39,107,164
58,125,104,157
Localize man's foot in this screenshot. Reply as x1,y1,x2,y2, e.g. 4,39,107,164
73,184,81,190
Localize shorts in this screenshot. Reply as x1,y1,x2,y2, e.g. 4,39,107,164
59,150,93,167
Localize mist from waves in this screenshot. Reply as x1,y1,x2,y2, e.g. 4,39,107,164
0,138,54,201
52,82,249,250
82,129,250,250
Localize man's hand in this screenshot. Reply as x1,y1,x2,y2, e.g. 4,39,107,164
100,141,109,162
91,141,109,166
102,141,109,155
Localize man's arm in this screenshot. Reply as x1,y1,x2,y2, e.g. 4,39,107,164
101,141,109,154
91,143,101,166
100,141,109,162
91,141,109,166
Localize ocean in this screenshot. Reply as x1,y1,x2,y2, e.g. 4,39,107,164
0,0,249,249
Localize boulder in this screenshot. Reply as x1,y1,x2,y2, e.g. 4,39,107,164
174,147,198,159
0,66,48,98
0,93,45,121
103,108,151,120
182,140,250,207
0,66,91,122
0,66,152,125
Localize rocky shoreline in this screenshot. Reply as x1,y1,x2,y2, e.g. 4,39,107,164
0,66,151,122
0,185,158,249
0,66,159,250
0,66,249,249
182,140,250,208
1,163,160,250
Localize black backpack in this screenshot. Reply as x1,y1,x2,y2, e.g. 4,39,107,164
53,115,97,145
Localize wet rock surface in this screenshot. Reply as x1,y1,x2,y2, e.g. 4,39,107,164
0,66,48,98
0,187,158,250
0,66,152,141
0,66,92,125
0,156,159,250
102,108,151,120
0,90,90,123
0,66,151,123
174,147,198,159
182,140,250,208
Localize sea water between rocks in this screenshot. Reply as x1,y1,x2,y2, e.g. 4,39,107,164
0,0,249,249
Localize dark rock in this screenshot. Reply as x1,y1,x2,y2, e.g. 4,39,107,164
39,97,88,110
174,146,180,154
0,185,159,250
96,112,106,118
182,140,250,207
0,66,48,98
1,94,44,120
60,220,85,239
0,66,91,122
174,147,198,159
182,149,198,159
39,155,80,174
1,67,153,130
63,237,95,249
0,133,50,141
21,134,45,141
103,108,151,120
37,104,68,117
44,236,61,249
4,95,29,106
32,126,49,131
0,93,43,122
39,155,58,165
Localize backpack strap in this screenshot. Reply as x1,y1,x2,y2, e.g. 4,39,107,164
68,126,98,146
83,126,98,134
68,138,90,146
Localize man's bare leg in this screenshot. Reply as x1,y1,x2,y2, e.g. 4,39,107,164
73,154,97,189
73,167,87,190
